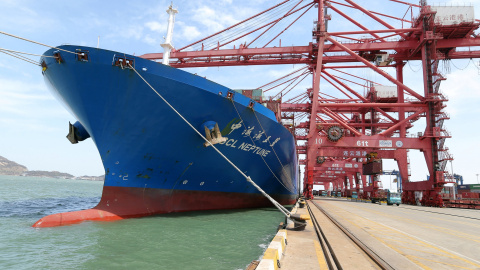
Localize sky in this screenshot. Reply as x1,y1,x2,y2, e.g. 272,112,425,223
1,0,480,188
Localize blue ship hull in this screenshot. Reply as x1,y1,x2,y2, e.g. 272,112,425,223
33,45,298,227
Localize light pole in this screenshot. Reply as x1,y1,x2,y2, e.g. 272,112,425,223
477,174,479,184
389,173,392,191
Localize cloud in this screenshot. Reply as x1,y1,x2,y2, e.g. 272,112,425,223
0,77,65,119
441,65,480,117
176,22,202,42
145,21,165,33
68,12,111,30
192,6,236,32
0,1,57,33
121,25,145,40
138,1,298,49
173,3,242,44
143,34,158,46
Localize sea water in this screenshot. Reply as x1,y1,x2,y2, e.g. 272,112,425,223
0,175,285,270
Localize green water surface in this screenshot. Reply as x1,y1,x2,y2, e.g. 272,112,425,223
0,176,285,269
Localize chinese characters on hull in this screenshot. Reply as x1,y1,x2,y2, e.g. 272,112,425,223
218,119,283,158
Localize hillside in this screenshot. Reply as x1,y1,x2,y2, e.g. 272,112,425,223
0,155,104,180
0,155,28,175
24,170,75,179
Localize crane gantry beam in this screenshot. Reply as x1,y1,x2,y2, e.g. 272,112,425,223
140,0,480,206
141,38,480,68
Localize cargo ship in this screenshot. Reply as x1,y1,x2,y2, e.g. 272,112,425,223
32,44,299,227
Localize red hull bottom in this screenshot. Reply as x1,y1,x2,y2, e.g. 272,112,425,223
32,186,297,227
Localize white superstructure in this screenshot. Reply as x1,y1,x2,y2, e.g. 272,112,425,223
161,4,178,65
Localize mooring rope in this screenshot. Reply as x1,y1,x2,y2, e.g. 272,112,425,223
230,101,294,193
128,63,292,218
0,47,56,58
0,50,40,66
0,30,77,54
229,95,297,194
253,110,297,191
0,29,300,220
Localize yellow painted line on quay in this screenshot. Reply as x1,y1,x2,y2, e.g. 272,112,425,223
403,255,432,270
307,213,329,270
407,255,475,270
339,204,480,267
321,201,480,269
376,225,480,268
313,240,329,270
395,208,480,229
393,206,480,230
345,203,480,243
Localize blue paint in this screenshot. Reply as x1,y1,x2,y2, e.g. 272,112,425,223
72,121,90,141
42,45,298,200
201,120,218,131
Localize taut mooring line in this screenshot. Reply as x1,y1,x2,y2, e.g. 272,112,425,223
0,30,78,54
128,63,294,218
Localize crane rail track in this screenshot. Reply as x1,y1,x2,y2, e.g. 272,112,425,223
307,200,395,270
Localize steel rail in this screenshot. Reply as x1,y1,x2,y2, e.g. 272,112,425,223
309,200,395,270
306,200,340,269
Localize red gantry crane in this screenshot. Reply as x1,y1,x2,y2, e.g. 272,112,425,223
141,0,480,207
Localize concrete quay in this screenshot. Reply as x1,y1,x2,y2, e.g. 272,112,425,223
255,197,480,269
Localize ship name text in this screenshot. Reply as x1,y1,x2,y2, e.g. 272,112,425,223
220,138,271,157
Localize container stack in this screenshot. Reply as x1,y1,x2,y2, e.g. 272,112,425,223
445,184,480,209
233,89,264,102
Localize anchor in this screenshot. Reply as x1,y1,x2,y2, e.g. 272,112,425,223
202,121,227,147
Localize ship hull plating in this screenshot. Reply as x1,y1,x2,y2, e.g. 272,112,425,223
34,46,298,227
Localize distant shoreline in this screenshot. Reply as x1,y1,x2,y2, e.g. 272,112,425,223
0,174,104,181
0,155,104,181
